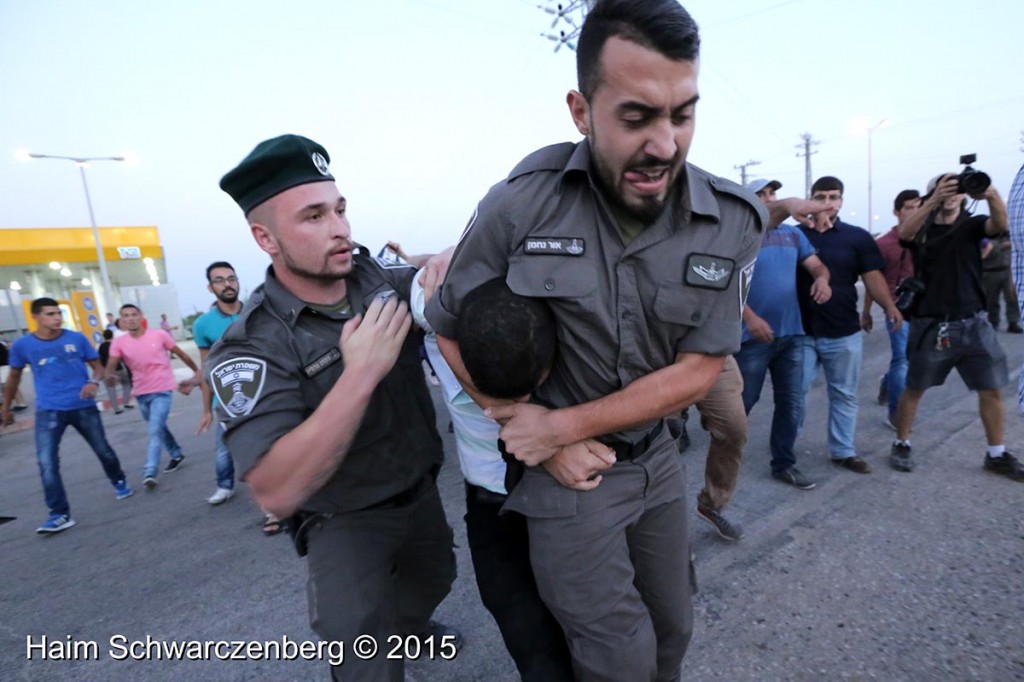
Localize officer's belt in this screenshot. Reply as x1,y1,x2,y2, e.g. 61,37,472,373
596,421,665,462
362,473,433,511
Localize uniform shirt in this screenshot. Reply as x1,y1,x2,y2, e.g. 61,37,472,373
109,329,177,396
876,227,914,297
742,225,815,342
205,253,443,514
902,212,988,319
192,305,241,349
426,140,764,443
798,221,885,338
9,330,97,411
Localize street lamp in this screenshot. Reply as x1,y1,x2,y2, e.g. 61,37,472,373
866,119,888,233
24,153,125,316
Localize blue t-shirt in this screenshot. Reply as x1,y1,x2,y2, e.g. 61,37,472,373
192,306,241,349
798,221,885,338
742,225,816,342
9,330,98,411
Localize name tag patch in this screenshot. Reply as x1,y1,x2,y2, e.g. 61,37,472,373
303,347,342,378
685,253,735,291
524,237,585,256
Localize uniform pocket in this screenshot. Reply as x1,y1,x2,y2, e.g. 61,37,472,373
506,254,597,299
652,281,714,328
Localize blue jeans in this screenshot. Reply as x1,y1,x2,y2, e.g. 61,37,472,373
214,424,234,490
884,318,909,417
735,335,805,473
801,333,863,459
136,391,183,478
35,406,126,516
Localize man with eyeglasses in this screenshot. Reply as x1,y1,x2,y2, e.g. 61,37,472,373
181,262,243,505
798,176,902,474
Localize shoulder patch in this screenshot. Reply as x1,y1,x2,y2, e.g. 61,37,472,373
685,253,735,290
210,357,267,417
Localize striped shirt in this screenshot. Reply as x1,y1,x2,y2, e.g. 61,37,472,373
1007,164,1024,414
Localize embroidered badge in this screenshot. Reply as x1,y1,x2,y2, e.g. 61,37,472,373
210,357,268,417
523,237,586,256
311,152,330,176
303,348,342,378
685,254,735,291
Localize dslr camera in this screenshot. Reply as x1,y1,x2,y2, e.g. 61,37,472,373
955,153,991,197
894,276,926,317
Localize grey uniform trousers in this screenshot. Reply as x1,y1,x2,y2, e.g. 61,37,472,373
304,482,456,682
508,435,693,682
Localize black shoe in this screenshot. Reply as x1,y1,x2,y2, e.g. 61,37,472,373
416,621,464,651
696,504,742,541
889,442,914,472
771,466,815,490
983,452,1024,481
164,456,186,473
832,456,871,474
1008,324,1024,334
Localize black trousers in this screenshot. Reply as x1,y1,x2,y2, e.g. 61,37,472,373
464,483,573,681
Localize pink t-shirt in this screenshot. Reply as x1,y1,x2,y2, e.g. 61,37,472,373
110,329,177,396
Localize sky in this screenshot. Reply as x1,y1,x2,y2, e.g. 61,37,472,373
3,0,1023,315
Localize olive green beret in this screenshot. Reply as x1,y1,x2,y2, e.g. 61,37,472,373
220,134,334,213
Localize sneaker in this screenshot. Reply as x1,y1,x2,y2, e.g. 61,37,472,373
114,408,124,415
114,480,134,500
832,456,871,474
884,414,897,431
12,404,29,412
124,403,135,409
876,375,888,405
889,443,914,472
771,466,815,490
164,456,186,473
207,487,236,505
1007,324,1023,334
36,514,76,534
415,621,464,650
697,504,743,541
983,452,1024,481
143,477,158,490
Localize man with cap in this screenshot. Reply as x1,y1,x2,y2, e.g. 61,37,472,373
888,172,1021,479
735,179,831,490
208,134,459,681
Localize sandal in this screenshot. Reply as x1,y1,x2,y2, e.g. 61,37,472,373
262,514,284,536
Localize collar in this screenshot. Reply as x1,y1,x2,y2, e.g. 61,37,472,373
557,139,720,228
259,253,367,328
211,301,243,318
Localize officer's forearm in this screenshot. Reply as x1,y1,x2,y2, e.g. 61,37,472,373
246,367,382,518
549,353,725,444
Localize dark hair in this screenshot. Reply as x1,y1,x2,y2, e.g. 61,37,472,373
31,297,60,314
120,303,141,314
456,278,557,400
893,189,920,212
206,261,235,282
577,0,700,99
811,176,844,195
103,329,114,340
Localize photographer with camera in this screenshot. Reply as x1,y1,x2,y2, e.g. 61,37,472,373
887,163,1021,480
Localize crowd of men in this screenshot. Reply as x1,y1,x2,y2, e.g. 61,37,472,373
2,1,1023,680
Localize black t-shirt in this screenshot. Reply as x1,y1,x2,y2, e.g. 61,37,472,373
902,212,987,318
798,221,885,338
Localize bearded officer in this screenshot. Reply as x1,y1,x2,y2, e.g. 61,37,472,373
208,134,458,682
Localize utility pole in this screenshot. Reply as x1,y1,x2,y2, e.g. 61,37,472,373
733,160,761,185
795,133,820,197
538,1,595,52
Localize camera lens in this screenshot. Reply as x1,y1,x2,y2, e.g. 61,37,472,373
958,169,991,196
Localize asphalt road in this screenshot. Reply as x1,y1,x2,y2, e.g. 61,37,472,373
2,313,1023,682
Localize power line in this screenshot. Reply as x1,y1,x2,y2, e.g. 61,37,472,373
733,160,761,185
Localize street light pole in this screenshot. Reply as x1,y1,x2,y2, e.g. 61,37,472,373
26,153,124,316
866,119,887,233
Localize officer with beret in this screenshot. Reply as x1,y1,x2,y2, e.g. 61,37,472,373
209,134,458,682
